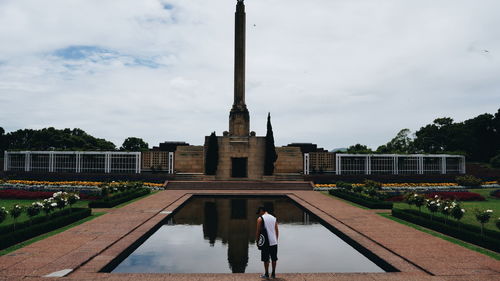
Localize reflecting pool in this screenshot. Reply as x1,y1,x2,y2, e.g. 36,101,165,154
111,196,385,273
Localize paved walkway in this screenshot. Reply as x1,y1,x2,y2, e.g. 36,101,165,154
0,189,498,281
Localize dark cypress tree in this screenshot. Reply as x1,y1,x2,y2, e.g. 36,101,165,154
205,132,219,175
264,113,278,175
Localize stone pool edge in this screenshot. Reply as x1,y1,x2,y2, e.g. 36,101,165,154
1,189,498,281
70,190,426,279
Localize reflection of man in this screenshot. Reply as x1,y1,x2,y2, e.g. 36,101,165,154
256,206,279,279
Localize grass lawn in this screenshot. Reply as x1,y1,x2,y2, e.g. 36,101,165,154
319,191,370,210
112,190,157,208
394,188,500,232
0,199,89,226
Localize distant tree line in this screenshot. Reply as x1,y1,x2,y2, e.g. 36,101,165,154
0,127,149,154
347,108,500,165
1,108,498,166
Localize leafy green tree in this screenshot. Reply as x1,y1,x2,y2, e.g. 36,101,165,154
346,144,373,154
205,132,219,175
474,209,493,236
377,128,415,153
10,205,23,230
2,127,116,151
120,137,149,151
0,127,5,154
264,113,278,175
412,109,499,162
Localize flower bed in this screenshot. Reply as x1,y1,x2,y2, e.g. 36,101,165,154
386,191,485,202
88,188,150,208
0,189,99,200
426,191,485,201
0,207,91,250
392,208,500,253
1,180,164,189
315,181,500,191
5,180,102,186
328,189,393,209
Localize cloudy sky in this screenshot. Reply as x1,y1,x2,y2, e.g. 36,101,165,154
1,0,499,150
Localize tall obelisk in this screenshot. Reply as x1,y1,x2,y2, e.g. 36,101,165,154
229,0,250,137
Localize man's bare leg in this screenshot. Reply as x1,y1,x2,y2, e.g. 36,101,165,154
263,262,269,277
271,261,277,278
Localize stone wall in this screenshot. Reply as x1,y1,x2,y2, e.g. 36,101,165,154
174,146,204,173
172,140,304,179
216,136,266,180
275,146,303,174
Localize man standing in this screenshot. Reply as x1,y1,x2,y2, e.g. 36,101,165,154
256,206,279,279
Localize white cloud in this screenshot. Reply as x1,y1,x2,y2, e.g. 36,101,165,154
0,0,499,150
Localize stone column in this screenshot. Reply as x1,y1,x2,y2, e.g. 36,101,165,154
229,0,250,136
234,0,246,108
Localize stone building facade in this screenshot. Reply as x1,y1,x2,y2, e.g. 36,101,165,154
174,146,204,174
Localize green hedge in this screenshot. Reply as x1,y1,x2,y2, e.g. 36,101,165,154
329,189,393,209
392,208,500,253
0,207,85,235
0,208,91,250
88,188,150,208
395,208,499,238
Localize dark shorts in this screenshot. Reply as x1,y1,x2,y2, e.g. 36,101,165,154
261,245,278,262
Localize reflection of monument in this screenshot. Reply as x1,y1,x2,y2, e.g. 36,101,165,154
203,202,218,246
172,196,309,273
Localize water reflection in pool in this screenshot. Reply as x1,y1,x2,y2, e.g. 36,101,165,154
112,196,384,273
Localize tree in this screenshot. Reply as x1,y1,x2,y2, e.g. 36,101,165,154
412,109,499,162
346,144,373,154
205,132,219,175
376,128,415,153
120,137,149,151
0,127,5,154
264,113,278,175
2,127,116,151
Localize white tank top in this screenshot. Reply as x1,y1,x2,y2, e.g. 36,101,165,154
262,213,278,246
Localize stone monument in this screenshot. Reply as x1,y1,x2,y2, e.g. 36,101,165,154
229,0,250,137
175,0,303,180
213,0,266,180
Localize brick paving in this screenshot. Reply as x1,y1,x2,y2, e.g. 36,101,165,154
0,187,499,281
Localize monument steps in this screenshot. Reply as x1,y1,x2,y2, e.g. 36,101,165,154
174,173,206,181
164,180,314,190
274,173,305,181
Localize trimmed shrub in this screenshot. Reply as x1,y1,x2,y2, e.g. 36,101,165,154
456,175,482,187
363,179,383,189
205,132,219,175
88,188,150,208
0,208,91,250
386,195,405,202
0,207,8,224
329,189,393,209
0,207,81,235
0,189,98,200
335,181,353,190
490,189,500,199
392,208,500,253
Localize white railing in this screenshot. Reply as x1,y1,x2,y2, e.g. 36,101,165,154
4,151,141,174
304,153,466,175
